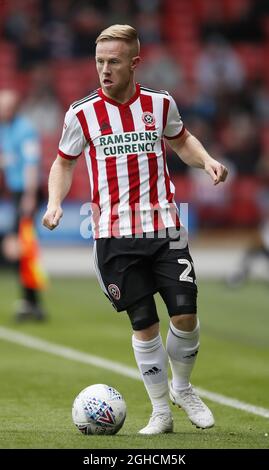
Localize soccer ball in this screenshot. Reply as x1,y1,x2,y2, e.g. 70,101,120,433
72,383,126,435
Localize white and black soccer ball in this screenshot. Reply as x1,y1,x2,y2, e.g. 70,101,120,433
72,384,126,435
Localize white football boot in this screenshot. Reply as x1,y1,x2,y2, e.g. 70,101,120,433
169,383,215,429
138,413,173,435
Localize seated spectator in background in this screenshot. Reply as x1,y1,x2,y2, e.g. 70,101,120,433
195,36,245,96
189,153,235,206
21,64,63,137
137,45,184,94
3,0,30,44
135,0,161,13
252,79,269,123
200,0,264,44
107,0,136,26
71,4,104,57
43,0,74,59
135,10,162,46
220,113,262,174
6,4,49,70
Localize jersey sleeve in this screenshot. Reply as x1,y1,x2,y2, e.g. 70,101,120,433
163,95,185,140
58,106,85,159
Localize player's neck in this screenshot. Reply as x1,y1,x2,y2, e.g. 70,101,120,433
102,81,136,104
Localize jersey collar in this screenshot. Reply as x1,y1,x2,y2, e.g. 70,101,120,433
98,83,140,108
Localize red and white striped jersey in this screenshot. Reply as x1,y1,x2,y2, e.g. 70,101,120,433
58,83,185,239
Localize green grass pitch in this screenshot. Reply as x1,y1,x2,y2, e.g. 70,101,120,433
0,271,268,449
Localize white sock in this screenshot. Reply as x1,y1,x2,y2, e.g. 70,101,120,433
166,320,200,392
132,334,170,415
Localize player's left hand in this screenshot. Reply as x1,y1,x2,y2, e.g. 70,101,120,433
42,206,63,230
205,159,228,185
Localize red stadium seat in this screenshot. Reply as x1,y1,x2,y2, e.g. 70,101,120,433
228,177,260,226
51,59,98,108
0,41,17,68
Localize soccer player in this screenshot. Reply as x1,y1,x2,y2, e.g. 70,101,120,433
0,89,47,321
43,25,228,434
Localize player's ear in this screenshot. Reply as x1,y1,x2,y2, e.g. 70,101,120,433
130,56,141,71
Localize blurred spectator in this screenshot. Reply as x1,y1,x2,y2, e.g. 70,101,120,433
252,79,269,123
189,151,235,207
137,45,183,93
200,0,264,43
226,0,264,43
200,1,227,42
19,27,48,70
5,2,49,70
195,36,245,96
43,0,74,59
0,89,47,321
71,3,104,57
4,0,30,44
186,151,235,229
107,0,136,25
21,64,63,137
135,0,161,13
135,10,162,45
220,113,262,174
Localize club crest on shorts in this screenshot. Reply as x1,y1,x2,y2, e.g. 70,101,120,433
108,283,121,300
142,111,155,127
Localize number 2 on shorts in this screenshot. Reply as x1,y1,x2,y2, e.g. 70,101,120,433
178,259,196,284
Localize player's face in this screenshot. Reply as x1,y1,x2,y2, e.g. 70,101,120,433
96,40,140,100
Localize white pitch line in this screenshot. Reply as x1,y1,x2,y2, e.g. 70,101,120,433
0,326,269,420
0,326,140,380
195,387,269,419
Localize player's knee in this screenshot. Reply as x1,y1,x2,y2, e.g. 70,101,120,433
126,295,159,331
159,286,197,317
170,313,197,331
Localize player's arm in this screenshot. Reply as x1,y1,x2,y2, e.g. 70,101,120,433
167,129,228,185
42,155,77,230
168,129,228,185
164,95,227,184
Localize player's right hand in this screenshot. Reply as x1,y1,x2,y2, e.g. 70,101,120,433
42,207,63,230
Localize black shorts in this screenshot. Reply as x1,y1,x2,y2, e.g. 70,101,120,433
94,228,197,315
